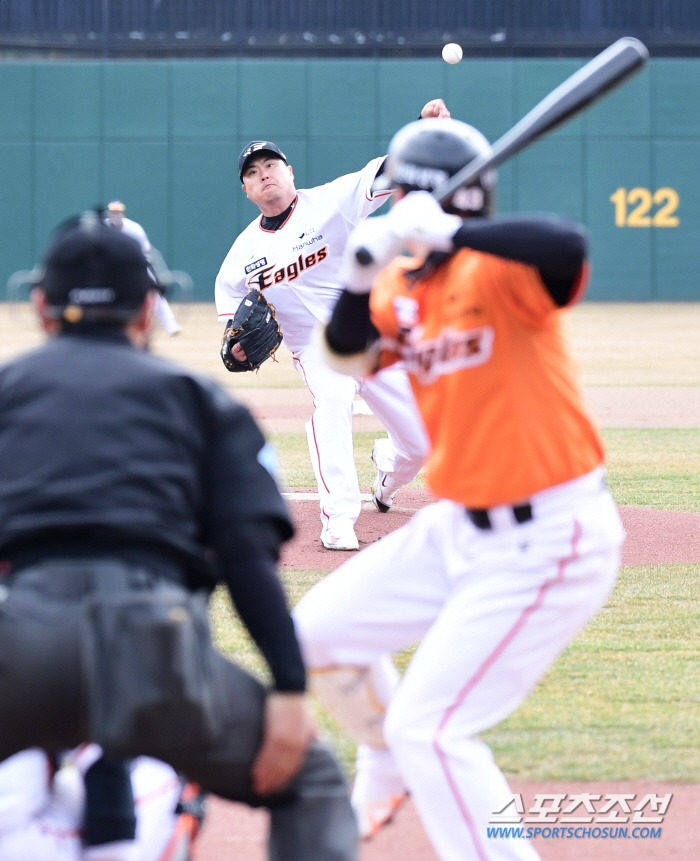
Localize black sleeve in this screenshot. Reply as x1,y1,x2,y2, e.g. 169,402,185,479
325,291,378,356
216,519,306,692
452,215,588,306
202,391,305,692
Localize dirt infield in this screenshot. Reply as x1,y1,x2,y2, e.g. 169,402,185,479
279,490,700,570
196,779,699,861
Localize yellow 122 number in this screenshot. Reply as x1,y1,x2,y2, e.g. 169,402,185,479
610,187,680,227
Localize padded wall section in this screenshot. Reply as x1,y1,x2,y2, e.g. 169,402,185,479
0,58,697,300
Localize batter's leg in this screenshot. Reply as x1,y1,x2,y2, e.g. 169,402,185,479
294,503,456,835
294,501,456,670
292,343,362,543
381,497,622,861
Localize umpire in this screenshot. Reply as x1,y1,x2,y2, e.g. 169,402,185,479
0,213,357,861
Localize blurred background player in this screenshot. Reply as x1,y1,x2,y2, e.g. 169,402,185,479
106,200,182,336
214,99,451,551
0,213,357,861
293,118,625,859
0,745,202,861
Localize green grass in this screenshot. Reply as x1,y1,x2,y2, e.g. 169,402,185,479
602,428,700,512
210,563,700,781
269,430,425,489
267,427,697,510
482,564,700,781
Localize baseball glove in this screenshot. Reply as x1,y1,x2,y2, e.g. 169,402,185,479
221,289,283,373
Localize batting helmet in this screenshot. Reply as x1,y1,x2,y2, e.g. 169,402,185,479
374,118,495,217
39,211,152,325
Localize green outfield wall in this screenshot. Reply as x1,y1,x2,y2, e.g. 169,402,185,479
0,58,698,300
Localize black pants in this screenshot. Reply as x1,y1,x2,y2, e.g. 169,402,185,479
0,558,357,861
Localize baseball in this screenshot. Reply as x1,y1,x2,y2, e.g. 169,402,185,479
442,43,463,64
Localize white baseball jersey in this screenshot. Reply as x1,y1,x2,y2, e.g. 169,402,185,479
118,217,152,261
106,216,182,335
215,157,391,354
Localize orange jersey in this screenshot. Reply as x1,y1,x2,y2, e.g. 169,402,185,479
369,249,603,508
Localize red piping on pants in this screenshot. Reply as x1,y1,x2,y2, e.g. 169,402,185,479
432,519,582,860
295,354,330,496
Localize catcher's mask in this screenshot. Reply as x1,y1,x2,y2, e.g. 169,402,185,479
39,211,152,325
373,118,495,217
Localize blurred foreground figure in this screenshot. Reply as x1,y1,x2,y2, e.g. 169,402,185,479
294,119,624,859
0,213,357,861
0,745,202,861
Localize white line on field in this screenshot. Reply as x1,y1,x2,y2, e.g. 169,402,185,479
282,492,374,501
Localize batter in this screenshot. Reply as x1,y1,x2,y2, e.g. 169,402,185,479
293,118,625,859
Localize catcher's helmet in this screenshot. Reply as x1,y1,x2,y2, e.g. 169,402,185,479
375,118,495,217
39,211,151,325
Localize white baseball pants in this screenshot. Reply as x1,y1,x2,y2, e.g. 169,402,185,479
292,342,428,533
294,468,624,861
154,296,181,336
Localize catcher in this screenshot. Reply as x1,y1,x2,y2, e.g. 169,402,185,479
220,288,283,372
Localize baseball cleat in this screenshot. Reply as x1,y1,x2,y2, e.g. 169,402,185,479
370,442,398,513
352,792,408,840
321,523,359,551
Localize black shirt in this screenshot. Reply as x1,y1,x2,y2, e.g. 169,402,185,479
0,328,305,691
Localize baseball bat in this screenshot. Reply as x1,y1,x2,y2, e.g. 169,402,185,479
434,36,648,203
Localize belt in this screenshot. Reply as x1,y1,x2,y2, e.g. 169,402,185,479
466,502,533,530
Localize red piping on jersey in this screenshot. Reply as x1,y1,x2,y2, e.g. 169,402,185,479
295,354,331,495
258,195,298,232
366,188,394,202
135,774,181,806
432,519,582,861
38,823,81,839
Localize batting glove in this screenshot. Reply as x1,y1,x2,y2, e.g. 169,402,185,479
386,190,463,252
338,216,403,294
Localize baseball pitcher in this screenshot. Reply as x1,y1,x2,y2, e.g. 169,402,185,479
215,101,451,550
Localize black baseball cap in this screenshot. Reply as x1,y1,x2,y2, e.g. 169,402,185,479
40,211,152,325
238,141,288,180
